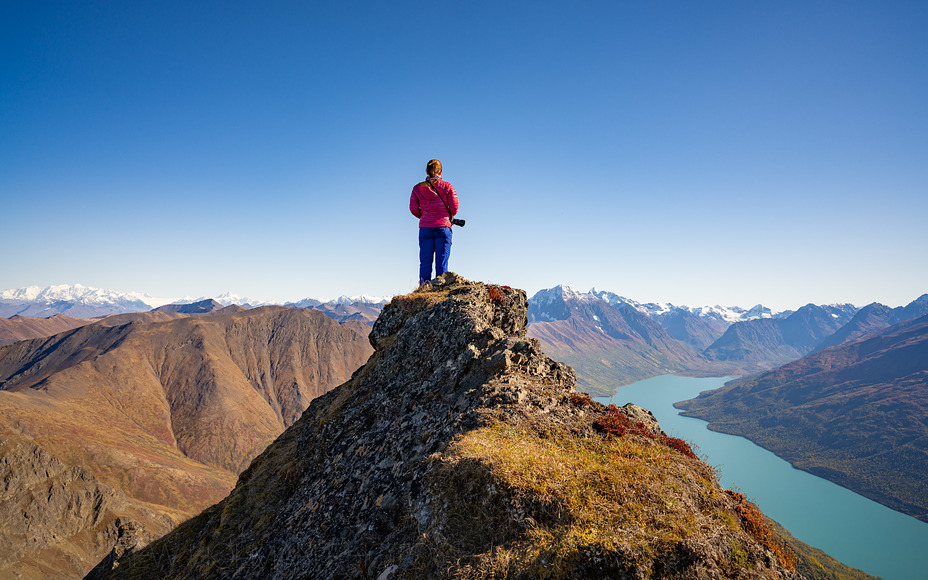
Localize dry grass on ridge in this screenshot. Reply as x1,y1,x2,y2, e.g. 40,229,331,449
414,419,793,578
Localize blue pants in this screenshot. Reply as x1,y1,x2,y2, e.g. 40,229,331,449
418,227,452,284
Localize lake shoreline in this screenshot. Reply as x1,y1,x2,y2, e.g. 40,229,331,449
596,374,928,580
674,378,928,525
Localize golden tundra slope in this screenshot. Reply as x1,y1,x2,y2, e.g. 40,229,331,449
0,306,372,578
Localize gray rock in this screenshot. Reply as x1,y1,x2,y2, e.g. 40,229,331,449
0,438,163,579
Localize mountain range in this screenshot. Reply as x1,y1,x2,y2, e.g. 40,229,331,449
526,285,928,392
92,274,848,579
0,278,895,578
0,306,373,578
814,295,928,351
6,284,927,391
0,284,388,325
526,286,710,393
702,303,859,371
0,285,159,318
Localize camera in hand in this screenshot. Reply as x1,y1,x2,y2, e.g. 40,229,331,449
452,218,466,227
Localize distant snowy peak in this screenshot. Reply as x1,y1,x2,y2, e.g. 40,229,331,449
0,284,164,308
531,285,595,308
0,284,167,318
0,284,160,306
527,286,578,322
171,293,390,310
531,285,788,324
688,304,781,323
285,295,388,309
173,292,269,307
589,289,668,316
331,295,389,306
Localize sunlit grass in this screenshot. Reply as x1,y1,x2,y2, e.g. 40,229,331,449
417,420,777,578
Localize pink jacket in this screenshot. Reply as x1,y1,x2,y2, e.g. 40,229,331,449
410,178,459,228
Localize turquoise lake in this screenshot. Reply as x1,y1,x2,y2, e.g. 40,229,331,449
596,375,928,580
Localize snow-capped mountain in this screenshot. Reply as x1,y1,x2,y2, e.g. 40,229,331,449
170,293,388,309
527,284,868,384
530,285,785,325
0,284,158,306
172,292,270,308
526,284,711,392
527,285,597,322
283,296,387,325
588,288,789,323
330,295,389,306
0,284,167,318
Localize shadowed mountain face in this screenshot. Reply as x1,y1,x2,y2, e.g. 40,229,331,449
814,302,896,351
152,298,225,314
703,304,858,371
678,314,928,523
0,306,373,578
655,309,729,350
815,294,928,351
527,287,707,393
97,274,805,579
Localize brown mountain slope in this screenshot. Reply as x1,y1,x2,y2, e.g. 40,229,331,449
0,313,94,346
678,314,928,522
310,301,382,324
94,310,190,326
152,298,225,313
0,311,197,348
101,275,803,579
0,306,373,578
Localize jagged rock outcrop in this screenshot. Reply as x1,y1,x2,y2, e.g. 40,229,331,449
0,437,169,579
102,274,800,579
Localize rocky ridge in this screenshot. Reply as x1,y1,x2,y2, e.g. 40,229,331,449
104,274,800,579
0,436,168,579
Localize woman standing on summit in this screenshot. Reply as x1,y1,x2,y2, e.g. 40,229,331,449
410,159,459,286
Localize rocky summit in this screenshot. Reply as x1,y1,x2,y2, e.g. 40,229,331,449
101,274,799,579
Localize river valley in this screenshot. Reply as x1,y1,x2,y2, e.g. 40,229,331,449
596,375,928,580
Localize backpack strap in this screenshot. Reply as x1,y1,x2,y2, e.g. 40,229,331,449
424,181,455,226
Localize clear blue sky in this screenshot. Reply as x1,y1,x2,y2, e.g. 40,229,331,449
2,1,926,310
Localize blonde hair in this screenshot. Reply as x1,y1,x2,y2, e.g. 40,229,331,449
426,159,442,177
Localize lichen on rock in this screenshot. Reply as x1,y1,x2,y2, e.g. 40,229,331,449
100,274,799,579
